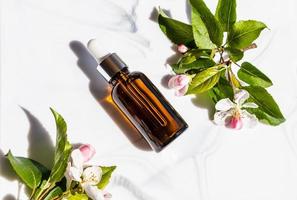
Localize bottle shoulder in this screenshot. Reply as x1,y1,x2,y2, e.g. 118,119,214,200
129,71,145,76
110,70,149,89
128,71,148,81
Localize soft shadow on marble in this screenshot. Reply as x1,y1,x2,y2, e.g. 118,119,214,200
21,107,55,169
2,194,16,200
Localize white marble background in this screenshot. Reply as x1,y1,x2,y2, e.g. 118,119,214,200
1,0,297,199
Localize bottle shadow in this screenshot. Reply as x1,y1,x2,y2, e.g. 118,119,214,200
69,40,152,151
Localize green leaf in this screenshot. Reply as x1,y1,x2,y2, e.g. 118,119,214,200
44,187,63,200
173,50,215,74
208,78,234,103
215,0,237,32
98,166,116,189
48,108,72,184
227,20,267,49
189,0,224,47
228,68,241,88
238,62,272,88
191,8,216,49
158,9,195,47
67,194,89,200
243,86,285,125
6,151,46,190
187,65,225,94
225,47,243,62
173,58,216,74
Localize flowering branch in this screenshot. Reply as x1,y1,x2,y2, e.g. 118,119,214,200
158,0,285,129
6,108,116,200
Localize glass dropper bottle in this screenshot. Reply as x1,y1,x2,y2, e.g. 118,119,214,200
87,39,188,152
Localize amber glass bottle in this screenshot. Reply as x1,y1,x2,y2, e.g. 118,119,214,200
88,42,188,152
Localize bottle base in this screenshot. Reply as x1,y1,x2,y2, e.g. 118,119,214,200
154,123,189,153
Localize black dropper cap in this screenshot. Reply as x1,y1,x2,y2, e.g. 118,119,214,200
87,39,128,80
100,53,128,78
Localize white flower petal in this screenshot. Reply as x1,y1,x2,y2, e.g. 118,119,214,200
242,102,258,109
83,184,105,200
168,75,189,90
65,162,73,189
215,98,235,111
82,166,102,185
71,149,84,172
65,162,82,188
214,111,232,125
69,167,82,182
234,90,249,106
175,85,188,96
241,110,258,128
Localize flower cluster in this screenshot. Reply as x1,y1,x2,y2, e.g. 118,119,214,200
6,109,116,200
166,41,264,130
65,144,112,200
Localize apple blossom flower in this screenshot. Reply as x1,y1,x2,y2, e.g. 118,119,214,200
64,144,111,200
168,75,190,96
177,44,189,54
214,90,258,129
79,144,96,162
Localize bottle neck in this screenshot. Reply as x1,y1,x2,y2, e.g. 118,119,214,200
98,53,128,81
109,67,130,86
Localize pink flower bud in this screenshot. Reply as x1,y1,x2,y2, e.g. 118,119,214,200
103,191,112,200
177,44,188,54
168,75,190,96
79,144,96,162
228,116,243,130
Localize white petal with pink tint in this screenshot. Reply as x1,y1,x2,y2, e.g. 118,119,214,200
168,75,190,96
175,85,188,96
242,102,258,108
79,144,96,163
168,75,189,90
241,110,258,128
69,166,82,182
71,149,84,172
234,90,249,105
83,184,105,200
214,111,232,125
168,76,177,89
215,98,234,111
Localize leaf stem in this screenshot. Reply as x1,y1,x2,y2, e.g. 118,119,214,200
227,67,236,92
36,182,54,200
30,188,36,200
218,47,227,65
210,48,217,58
233,62,241,68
